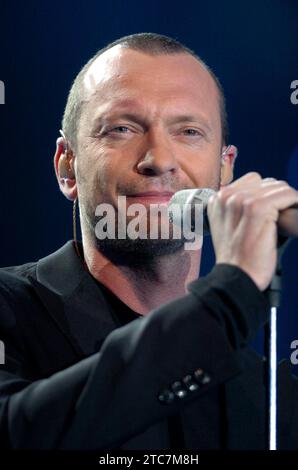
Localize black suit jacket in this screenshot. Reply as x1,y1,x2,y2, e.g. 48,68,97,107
0,241,297,449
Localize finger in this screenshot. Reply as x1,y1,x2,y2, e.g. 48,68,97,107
228,172,262,189
259,185,298,212
239,187,298,232
248,180,292,195
220,178,290,202
262,177,277,183
223,190,251,231
214,180,292,205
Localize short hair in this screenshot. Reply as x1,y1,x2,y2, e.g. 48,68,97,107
62,33,229,150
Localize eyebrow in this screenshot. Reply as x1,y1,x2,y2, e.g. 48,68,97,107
92,101,213,133
166,114,212,130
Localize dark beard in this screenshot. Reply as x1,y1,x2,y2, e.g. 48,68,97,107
94,236,186,267
81,196,201,266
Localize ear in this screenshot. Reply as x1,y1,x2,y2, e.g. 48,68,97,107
220,144,238,187
54,137,77,201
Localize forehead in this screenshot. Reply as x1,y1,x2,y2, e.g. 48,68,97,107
82,46,220,123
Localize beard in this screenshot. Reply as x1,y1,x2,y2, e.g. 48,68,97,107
80,197,190,266
94,237,186,266
77,170,221,267
90,208,187,266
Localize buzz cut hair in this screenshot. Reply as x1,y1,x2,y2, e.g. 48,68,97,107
62,32,229,150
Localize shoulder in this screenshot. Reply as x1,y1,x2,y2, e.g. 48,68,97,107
0,266,34,296
0,256,51,331
0,268,39,330
0,261,37,281
0,241,82,328
0,259,38,298
0,240,75,293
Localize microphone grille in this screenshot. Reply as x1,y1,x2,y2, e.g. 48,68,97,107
169,188,215,208
168,188,216,235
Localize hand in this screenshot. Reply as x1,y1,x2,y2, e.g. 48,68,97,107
207,172,298,291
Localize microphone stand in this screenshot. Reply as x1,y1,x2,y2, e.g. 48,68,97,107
265,237,292,450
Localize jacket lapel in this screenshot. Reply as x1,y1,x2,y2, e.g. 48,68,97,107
30,241,119,358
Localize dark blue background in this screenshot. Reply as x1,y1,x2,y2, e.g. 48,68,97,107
0,0,297,372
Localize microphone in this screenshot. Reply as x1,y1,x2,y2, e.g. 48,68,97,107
168,189,298,238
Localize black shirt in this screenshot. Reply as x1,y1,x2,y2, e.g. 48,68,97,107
98,282,142,326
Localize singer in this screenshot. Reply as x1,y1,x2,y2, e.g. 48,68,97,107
0,33,297,451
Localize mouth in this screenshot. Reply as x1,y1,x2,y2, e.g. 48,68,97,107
126,191,175,204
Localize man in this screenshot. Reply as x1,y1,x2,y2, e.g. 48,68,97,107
0,33,297,450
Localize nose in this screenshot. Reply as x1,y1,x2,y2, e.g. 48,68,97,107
136,129,179,176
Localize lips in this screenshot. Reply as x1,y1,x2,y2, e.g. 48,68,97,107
126,191,174,204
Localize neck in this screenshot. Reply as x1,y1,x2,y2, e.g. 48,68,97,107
80,232,201,315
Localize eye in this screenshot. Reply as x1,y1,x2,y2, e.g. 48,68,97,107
109,126,130,133
102,125,140,139
182,128,202,136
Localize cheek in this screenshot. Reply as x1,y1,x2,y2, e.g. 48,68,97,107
179,153,221,189
77,146,125,203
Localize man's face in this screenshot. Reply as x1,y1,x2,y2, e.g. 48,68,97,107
74,46,224,255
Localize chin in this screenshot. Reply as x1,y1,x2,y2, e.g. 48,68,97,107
94,237,186,266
